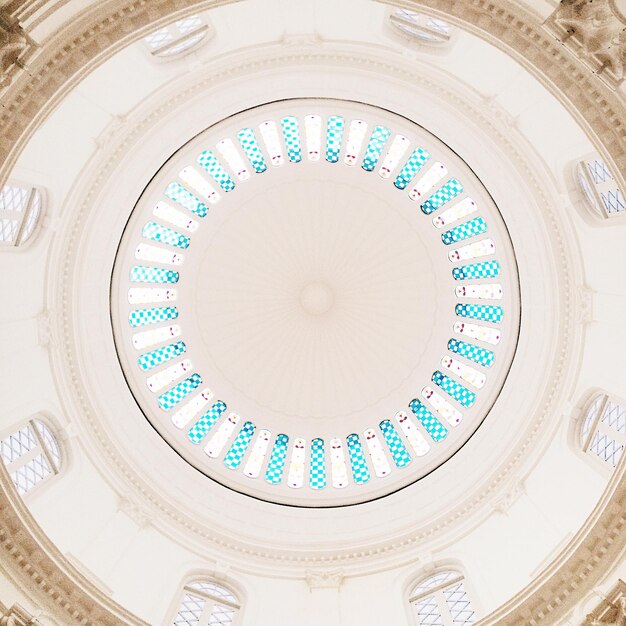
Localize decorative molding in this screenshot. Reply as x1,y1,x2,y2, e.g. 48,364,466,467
0,6,36,89
491,475,526,515
545,0,626,88
582,579,626,625
36,309,52,347
0,602,41,626
478,455,626,625
305,569,344,590
50,42,581,569
576,286,595,325
0,0,622,195
0,467,149,626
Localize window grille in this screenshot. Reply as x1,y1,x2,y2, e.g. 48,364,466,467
172,580,240,626
389,9,452,44
0,183,43,247
410,571,476,626
577,155,625,217
580,394,626,469
0,419,62,496
144,15,210,59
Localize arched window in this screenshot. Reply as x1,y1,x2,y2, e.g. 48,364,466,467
143,15,211,59
579,393,625,469
0,182,43,247
0,418,62,496
389,9,452,44
577,154,625,217
409,570,476,625
172,580,240,626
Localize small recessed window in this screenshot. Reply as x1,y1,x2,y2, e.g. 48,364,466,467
389,9,452,44
172,580,240,626
577,154,625,217
0,183,43,247
409,570,476,625
580,394,625,470
143,15,210,59
0,418,62,496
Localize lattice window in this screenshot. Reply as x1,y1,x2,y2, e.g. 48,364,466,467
389,9,452,44
410,571,476,626
580,393,626,470
143,15,210,59
577,154,625,217
0,419,62,496
0,183,43,247
171,580,240,626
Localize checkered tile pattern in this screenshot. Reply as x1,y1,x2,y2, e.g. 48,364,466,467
346,434,371,484
223,421,255,469
128,306,178,328
443,582,476,625
157,373,202,410
208,604,235,626
0,424,37,465
11,453,52,496
265,434,289,484
413,595,445,626
325,115,345,163
421,178,464,214
603,401,626,435
187,400,227,444
452,260,500,281
362,126,391,171
455,303,503,323
409,399,448,442
138,341,186,371
173,593,205,626
130,265,179,284
394,147,430,189
237,128,267,173
142,221,190,249
432,371,476,408
165,182,208,217
198,150,236,191
379,420,411,468
441,216,487,245
589,432,624,467
281,116,302,163
448,338,494,367
586,159,612,184
309,438,326,489
600,188,625,214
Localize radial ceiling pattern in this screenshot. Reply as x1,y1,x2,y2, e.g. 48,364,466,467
111,99,520,506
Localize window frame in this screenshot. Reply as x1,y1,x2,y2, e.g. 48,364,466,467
142,15,211,61
576,153,625,219
407,568,478,626
167,576,242,626
0,181,45,249
0,416,64,499
388,9,453,45
578,392,626,473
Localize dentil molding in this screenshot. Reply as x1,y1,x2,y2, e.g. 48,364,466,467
50,42,581,568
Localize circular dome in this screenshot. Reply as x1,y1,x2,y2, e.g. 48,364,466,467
111,99,520,506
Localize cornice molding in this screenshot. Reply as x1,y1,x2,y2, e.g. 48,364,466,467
582,579,626,625
0,468,149,626
0,0,623,195
50,42,581,570
478,455,626,626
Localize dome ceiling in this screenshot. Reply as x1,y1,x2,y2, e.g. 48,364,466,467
111,99,520,506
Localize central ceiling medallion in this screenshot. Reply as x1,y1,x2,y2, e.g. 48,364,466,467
111,99,520,507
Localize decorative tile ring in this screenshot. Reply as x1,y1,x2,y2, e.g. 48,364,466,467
111,99,520,507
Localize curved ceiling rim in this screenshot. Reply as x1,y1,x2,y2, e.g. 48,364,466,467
0,0,624,202
108,96,523,509
43,51,583,571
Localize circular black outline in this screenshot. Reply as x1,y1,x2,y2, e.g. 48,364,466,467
108,97,522,509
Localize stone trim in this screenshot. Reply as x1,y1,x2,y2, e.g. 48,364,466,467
0,0,623,193
582,579,626,625
0,602,41,626
477,455,626,625
0,468,149,626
